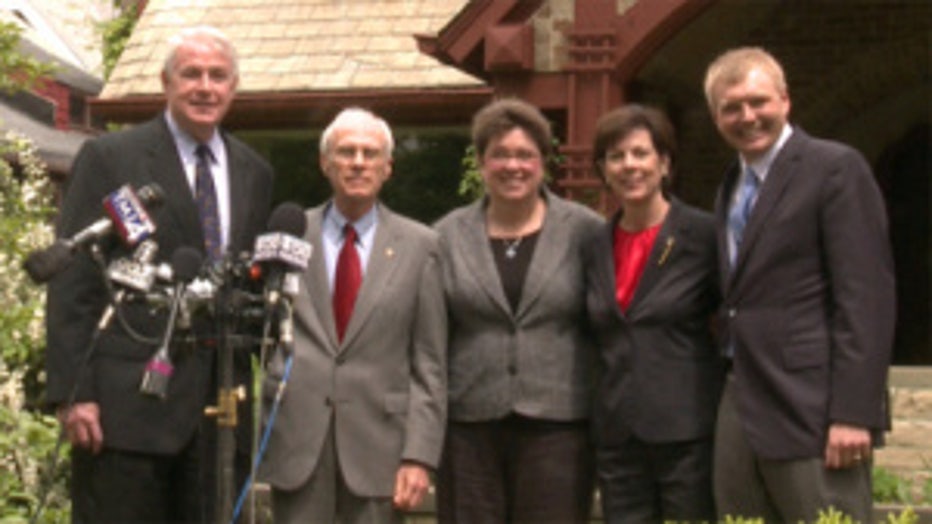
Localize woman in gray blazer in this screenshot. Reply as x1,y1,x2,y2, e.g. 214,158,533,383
434,98,602,523
584,104,722,523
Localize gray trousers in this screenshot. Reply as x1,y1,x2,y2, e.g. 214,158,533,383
714,375,873,523
271,424,400,524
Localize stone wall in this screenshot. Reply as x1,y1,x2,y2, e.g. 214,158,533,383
876,366,932,502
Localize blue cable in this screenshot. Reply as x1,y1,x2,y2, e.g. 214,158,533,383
231,352,293,523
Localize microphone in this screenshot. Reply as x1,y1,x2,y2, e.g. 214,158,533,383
252,203,312,307
24,183,165,283
97,239,164,330
139,247,203,399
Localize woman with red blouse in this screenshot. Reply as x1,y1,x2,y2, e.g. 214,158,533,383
584,104,722,523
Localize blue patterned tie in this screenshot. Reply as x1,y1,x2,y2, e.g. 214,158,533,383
195,144,222,262
728,166,760,266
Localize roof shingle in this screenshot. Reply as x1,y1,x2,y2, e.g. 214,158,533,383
100,0,483,98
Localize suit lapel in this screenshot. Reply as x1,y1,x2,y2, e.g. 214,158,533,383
301,206,339,350
144,118,202,249
717,166,739,291
454,200,513,317
590,218,623,318
728,131,803,286
224,133,250,252
339,205,402,349
517,194,571,318
626,199,681,314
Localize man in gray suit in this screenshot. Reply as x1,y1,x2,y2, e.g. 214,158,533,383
260,107,447,523
705,47,895,522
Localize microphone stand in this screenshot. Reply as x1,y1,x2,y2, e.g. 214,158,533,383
204,257,246,524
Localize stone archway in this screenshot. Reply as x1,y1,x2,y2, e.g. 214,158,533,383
876,124,930,365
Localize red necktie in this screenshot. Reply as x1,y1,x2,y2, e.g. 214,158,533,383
333,224,361,341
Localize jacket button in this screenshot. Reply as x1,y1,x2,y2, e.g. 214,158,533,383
507,365,517,375
324,396,333,407
727,307,737,318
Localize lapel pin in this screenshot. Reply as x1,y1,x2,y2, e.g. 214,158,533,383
385,247,395,258
657,237,675,266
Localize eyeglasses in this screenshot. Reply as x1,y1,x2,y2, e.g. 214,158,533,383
485,149,541,166
332,146,385,163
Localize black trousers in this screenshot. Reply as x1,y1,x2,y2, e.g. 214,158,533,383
70,425,250,524
437,414,595,524
596,435,715,524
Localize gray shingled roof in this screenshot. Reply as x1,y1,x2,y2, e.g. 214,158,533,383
102,0,484,99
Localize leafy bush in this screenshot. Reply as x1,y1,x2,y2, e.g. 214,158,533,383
0,130,66,520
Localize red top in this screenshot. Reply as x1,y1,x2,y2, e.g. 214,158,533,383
613,223,662,311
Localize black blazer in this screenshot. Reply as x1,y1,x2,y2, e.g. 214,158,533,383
45,116,273,454
714,127,895,460
585,199,721,447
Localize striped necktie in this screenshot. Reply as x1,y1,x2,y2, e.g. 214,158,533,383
195,144,222,262
728,166,760,266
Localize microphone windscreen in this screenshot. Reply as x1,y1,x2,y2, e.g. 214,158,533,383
170,247,203,283
137,183,166,209
267,203,306,237
23,241,74,284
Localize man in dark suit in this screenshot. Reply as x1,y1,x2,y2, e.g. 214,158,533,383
46,26,273,522
704,47,895,522
259,107,446,523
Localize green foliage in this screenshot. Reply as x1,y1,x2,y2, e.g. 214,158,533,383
457,143,484,201
0,21,54,93
99,3,138,80
1,27,64,515
0,131,55,404
874,466,915,504
0,368,70,523
720,506,920,524
0,130,66,520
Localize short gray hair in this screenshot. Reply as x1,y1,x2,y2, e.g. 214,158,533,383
163,25,238,78
319,107,395,157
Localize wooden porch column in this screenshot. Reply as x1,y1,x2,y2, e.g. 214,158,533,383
557,0,623,212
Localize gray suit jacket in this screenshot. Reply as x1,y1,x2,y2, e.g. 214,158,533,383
434,191,603,422
585,199,722,446
715,127,895,460
260,202,447,497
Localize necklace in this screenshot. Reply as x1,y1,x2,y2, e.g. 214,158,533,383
503,236,522,259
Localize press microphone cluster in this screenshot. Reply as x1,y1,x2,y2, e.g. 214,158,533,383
252,203,312,350
252,202,312,307
24,184,165,284
97,202,311,398
139,247,203,399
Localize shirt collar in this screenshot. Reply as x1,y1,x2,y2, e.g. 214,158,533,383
164,110,223,162
742,123,793,182
325,202,378,243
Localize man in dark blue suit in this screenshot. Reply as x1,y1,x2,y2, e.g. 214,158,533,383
46,26,273,522
704,47,895,523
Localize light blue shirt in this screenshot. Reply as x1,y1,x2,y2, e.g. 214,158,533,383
164,110,232,252
727,124,793,263
322,203,378,293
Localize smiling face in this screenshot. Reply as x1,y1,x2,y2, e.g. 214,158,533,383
320,120,392,219
162,35,237,143
479,127,545,205
601,127,669,207
710,66,790,162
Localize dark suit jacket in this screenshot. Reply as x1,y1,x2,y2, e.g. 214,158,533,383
585,199,721,447
259,203,447,498
46,116,273,454
434,190,603,422
714,127,895,460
